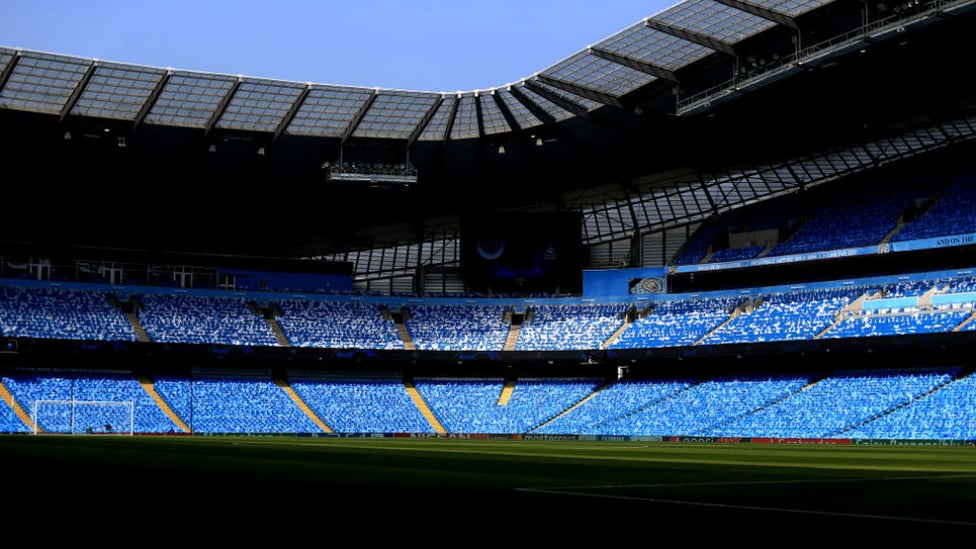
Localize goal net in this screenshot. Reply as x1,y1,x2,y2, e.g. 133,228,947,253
32,399,134,435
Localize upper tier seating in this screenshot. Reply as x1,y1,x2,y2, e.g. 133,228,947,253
515,303,630,351
275,299,403,349
137,294,279,346
892,175,976,242
0,287,137,342
405,303,511,351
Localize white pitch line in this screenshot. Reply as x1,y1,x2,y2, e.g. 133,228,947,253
516,474,976,527
539,472,976,491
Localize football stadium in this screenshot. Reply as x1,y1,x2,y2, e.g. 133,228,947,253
2,0,976,534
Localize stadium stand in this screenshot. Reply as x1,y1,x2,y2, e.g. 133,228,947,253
2,0,976,442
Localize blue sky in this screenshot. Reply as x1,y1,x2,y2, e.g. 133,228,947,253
0,0,678,92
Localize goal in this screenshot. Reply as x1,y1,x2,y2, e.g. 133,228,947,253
32,399,134,435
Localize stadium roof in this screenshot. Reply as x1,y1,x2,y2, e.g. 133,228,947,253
1,0,975,267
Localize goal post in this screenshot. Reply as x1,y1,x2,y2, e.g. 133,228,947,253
32,399,135,435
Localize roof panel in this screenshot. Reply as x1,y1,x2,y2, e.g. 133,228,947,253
0,51,89,114
633,194,663,226
450,94,480,140
216,78,305,133
940,117,976,141
789,157,827,183
745,0,833,18
0,47,14,76
496,88,543,130
145,72,237,128
287,85,374,137
530,79,603,111
655,0,776,43
711,179,743,207
599,22,713,71
690,186,716,218
513,82,575,122
770,164,799,184
543,50,656,98
479,92,511,136
754,170,792,195
71,62,165,121
352,90,439,140
417,95,456,141
628,199,652,231
836,148,871,169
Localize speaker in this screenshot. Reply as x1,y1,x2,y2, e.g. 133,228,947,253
461,211,583,294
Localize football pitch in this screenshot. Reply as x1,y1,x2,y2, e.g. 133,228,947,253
4,435,975,539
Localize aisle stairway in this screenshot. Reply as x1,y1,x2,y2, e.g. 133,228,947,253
274,376,333,433
497,379,515,405
0,380,37,432
404,380,445,434
136,376,191,433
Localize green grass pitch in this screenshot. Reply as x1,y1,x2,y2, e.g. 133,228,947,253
4,435,975,539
